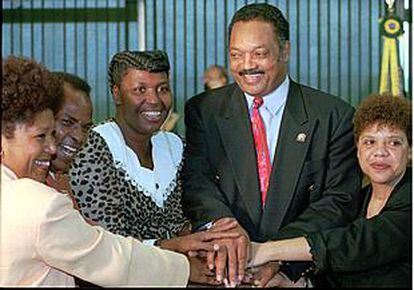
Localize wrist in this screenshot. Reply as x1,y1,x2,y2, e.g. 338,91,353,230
248,242,264,267
156,238,180,253
267,241,281,263
155,239,166,248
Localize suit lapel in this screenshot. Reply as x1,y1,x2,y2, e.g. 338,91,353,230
259,81,316,238
216,87,262,227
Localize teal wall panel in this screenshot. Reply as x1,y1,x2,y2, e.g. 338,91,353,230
3,0,411,136
3,0,135,129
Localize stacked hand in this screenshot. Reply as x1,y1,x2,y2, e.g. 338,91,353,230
158,218,241,254
164,217,289,287
243,261,281,287
187,217,251,287
244,262,306,287
156,218,244,285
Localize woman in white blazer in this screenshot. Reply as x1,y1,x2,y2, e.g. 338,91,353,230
0,55,239,287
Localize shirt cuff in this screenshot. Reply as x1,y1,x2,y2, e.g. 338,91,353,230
193,220,215,232
304,233,327,274
142,239,157,246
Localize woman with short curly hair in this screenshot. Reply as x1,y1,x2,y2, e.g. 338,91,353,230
2,56,61,182
353,93,411,145
246,93,411,288
2,56,61,139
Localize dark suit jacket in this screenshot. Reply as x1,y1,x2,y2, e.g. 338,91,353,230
306,170,412,287
182,80,362,278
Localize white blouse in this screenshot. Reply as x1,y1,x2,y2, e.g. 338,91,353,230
93,121,183,208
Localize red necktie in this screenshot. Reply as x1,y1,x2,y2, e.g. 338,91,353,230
251,97,271,207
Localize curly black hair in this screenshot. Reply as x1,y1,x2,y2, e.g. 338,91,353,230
2,55,62,138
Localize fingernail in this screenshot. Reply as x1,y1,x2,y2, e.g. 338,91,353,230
217,275,222,282
213,244,220,251
238,275,243,282
208,263,214,270
230,281,236,288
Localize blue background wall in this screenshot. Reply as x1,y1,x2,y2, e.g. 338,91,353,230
3,0,411,136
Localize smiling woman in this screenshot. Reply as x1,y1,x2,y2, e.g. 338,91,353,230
3,110,56,182
1,56,60,183
0,55,214,287
69,51,185,241
68,50,234,285
247,93,412,288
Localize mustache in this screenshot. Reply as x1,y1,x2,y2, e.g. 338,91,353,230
238,69,264,76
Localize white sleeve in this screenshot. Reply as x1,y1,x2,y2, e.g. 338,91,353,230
142,239,157,246
35,192,190,287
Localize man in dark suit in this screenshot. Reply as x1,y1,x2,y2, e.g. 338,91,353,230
182,3,362,287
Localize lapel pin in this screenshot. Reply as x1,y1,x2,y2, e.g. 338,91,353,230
296,133,307,143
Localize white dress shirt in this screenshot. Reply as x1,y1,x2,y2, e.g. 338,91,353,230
245,76,289,164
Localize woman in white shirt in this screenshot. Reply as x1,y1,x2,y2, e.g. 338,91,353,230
69,51,226,272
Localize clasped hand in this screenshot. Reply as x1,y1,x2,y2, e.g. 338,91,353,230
188,217,253,287
157,218,243,285
187,218,292,287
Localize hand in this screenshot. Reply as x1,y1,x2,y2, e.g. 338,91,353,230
177,221,192,236
188,256,221,285
247,241,267,268
158,227,242,254
248,261,281,287
206,218,250,287
262,272,308,288
186,217,240,257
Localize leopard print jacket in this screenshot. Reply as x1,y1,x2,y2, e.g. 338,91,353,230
69,129,187,241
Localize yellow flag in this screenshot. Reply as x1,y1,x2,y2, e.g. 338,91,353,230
379,13,404,96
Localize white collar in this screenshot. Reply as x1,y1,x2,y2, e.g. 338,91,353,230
245,75,290,115
93,121,183,207
1,164,18,182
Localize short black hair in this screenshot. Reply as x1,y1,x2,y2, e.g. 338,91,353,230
229,3,289,47
52,71,91,96
52,71,92,114
108,50,170,95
